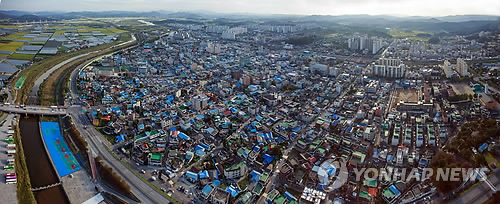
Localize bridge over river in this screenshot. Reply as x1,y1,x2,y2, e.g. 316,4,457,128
0,104,67,115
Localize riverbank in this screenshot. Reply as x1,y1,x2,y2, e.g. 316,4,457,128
13,116,36,204
38,33,137,106
19,116,69,204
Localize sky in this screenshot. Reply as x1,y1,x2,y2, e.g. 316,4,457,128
1,0,500,16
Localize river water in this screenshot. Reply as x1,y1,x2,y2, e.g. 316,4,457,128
19,116,69,204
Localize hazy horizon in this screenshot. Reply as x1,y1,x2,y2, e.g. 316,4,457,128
1,0,500,17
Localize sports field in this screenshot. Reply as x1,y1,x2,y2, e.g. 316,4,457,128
14,76,25,89
40,122,82,177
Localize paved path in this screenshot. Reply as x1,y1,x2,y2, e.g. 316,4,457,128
28,51,99,104
28,32,138,105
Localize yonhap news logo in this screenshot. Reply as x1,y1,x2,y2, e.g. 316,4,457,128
323,158,489,190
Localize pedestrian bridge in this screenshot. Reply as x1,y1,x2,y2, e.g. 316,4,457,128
0,104,67,116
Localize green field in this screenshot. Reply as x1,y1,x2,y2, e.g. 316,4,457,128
0,41,26,52
2,32,28,40
0,25,22,29
8,53,35,60
53,30,67,35
49,25,126,35
15,77,26,89
389,29,430,41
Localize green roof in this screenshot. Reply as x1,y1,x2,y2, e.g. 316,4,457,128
226,161,245,171
359,191,371,200
260,172,269,182
298,139,306,145
253,183,263,194
383,187,396,198
150,153,162,161
363,179,377,187
351,151,366,164
136,130,160,139
274,195,287,204
237,147,250,157
317,147,326,154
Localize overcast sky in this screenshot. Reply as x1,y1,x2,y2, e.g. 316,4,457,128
1,0,499,16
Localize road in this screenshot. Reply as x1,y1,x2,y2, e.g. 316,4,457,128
65,33,179,204
0,104,66,115
28,51,99,104
256,143,293,204
68,109,175,204
473,77,500,95
28,33,138,105
450,168,500,204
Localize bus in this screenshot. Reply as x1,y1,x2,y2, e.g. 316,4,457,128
5,139,14,143
7,144,16,149
5,179,17,183
7,159,15,165
3,166,14,170
6,176,16,179
5,173,15,177
7,150,16,155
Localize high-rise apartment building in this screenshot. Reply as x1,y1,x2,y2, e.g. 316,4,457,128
456,58,469,77
371,58,405,78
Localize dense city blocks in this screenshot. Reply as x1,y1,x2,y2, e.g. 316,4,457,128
1,1,500,204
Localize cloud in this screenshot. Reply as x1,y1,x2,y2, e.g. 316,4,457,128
0,0,499,16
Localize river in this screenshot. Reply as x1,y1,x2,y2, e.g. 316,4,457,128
19,116,69,204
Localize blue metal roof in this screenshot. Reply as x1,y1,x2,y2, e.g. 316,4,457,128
202,184,213,196
186,171,198,181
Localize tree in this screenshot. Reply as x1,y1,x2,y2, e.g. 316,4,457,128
474,154,487,167
429,36,440,44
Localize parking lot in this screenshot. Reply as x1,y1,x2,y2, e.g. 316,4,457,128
0,114,18,204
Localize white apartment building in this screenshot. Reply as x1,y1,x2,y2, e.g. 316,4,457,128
371,58,405,78
456,58,469,77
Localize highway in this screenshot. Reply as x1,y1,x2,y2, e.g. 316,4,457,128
450,168,500,204
0,104,66,115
